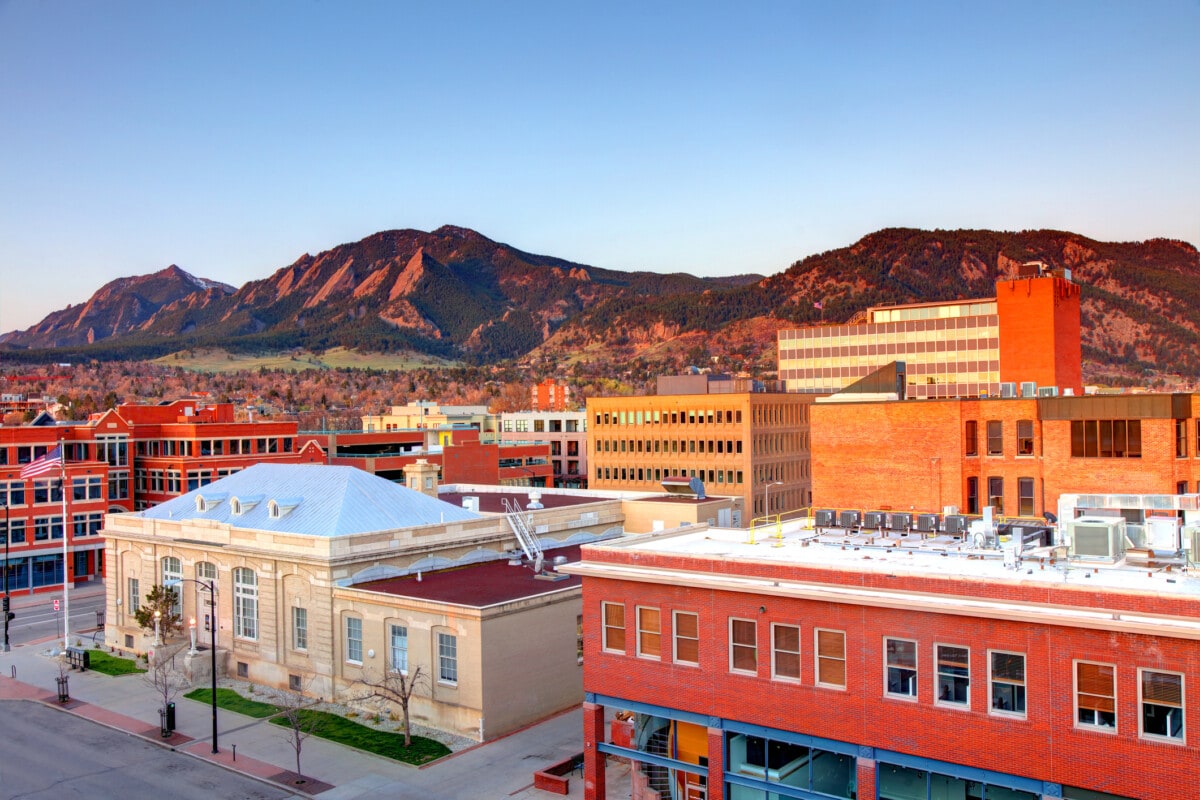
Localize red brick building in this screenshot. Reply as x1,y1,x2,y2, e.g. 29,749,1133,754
811,393,1200,519
564,522,1197,800
532,378,573,412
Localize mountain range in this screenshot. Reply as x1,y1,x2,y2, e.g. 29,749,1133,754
3,225,1199,383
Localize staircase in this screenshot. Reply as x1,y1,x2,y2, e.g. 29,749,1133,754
502,497,544,574
642,726,671,797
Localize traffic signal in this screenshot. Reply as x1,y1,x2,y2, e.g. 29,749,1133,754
2,595,11,622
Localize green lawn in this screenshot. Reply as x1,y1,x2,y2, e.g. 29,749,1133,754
186,687,451,764
269,709,450,765
86,650,146,676
183,687,278,718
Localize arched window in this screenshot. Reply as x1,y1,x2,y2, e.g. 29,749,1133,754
161,556,182,616
233,567,258,640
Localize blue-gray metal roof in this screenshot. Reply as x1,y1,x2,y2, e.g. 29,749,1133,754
138,463,480,536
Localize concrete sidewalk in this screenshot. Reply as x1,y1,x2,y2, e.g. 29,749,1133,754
0,628,630,799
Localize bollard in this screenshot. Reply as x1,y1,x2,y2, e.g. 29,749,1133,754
232,744,237,761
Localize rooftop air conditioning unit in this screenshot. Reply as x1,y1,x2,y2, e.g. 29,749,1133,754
916,513,940,533
943,515,968,536
864,511,888,529
1037,386,1059,398
1068,517,1127,561
1186,526,1200,567
462,496,480,513
999,382,1017,399
814,509,836,528
888,512,913,532
839,510,861,529
1020,381,1037,398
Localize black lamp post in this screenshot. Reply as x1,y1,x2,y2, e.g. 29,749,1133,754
3,501,10,653
168,577,219,753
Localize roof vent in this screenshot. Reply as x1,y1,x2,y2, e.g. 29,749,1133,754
527,491,543,509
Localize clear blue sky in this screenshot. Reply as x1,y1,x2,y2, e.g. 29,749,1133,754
2,1,1197,334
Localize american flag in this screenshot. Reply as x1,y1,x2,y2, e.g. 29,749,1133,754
813,301,823,310
20,446,62,480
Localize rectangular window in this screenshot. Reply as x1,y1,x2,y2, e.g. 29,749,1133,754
987,476,1004,513
1016,420,1034,455
966,477,979,515
989,651,1026,716
771,623,801,681
390,624,408,673
438,632,458,683
576,615,584,664
345,617,363,663
128,577,140,611
816,629,846,688
673,611,699,665
936,644,969,706
1018,478,1035,516
730,618,757,674
1076,661,1116,730
986,421,1002,456
965,420,978,456
637,607,661,659
885,637,918,698
1071,419,1142,458
292,607,308,650
1140,669,1184,742
602,602,626,653
1176,419,1188,458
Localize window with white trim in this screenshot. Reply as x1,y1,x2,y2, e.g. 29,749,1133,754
673,611,699,665
935,644,969,706
292,607,308,651
602,602,625,653
390,624,408,673
885,637,918,698
771,623,801,681
636,606,661,659
1076,661,1116,730
730,618,757,674
989,651,1026,716
1139,669,1183,742
161,556,182,616
815,629,846,688
437,632,457,683
345,616,362,663
232,567,258,640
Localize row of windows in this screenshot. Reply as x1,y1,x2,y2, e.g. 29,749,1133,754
134,466,242,495
964,476,1036,516
599,603,1185,745
339,615,458,684
500,418,584,433
595,409,744,427
595,437,745,455
0,440,127,468
594,467,745,485
134,437,292,457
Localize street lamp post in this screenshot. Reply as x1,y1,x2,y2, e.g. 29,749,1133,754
167,578,219,753
3,502,10,652
764,480,783,518
153,609,162,645
188,617,197,655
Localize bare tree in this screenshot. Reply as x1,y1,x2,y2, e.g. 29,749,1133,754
352,665,427,746
143,642,189,721
274,675,323,780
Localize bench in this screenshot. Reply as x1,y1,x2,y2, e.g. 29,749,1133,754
65,646,90,671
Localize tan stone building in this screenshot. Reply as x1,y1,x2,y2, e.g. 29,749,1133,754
102,463,623,740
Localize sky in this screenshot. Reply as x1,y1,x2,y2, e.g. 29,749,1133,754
1,1,1197,334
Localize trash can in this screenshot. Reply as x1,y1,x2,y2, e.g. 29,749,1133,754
166,702,176,732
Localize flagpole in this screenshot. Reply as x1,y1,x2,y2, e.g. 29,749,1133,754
59,441,69,651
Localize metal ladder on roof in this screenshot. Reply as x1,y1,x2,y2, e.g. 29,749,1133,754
502,497,544,574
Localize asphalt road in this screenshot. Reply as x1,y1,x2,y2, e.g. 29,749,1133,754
4,592,107,647
0,700,293,799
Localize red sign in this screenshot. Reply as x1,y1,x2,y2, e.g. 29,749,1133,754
53,599,60,612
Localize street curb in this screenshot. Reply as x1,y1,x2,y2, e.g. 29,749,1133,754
12,685,318,799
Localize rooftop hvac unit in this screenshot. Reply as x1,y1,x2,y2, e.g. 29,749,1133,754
999,382,1017,399
864,511,888,529
462,496,480,513
839,510,862,529
1186,526,1200,567
943,514,968,536
916,513,940,533
1037,386,1059,398
1020,381,1037,398
814,509,836,527
1068,517,1127,561
888,512,913,531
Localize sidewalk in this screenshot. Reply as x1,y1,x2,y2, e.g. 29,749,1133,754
0,626,629,799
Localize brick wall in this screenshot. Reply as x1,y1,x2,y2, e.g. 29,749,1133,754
581,550,1200,800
